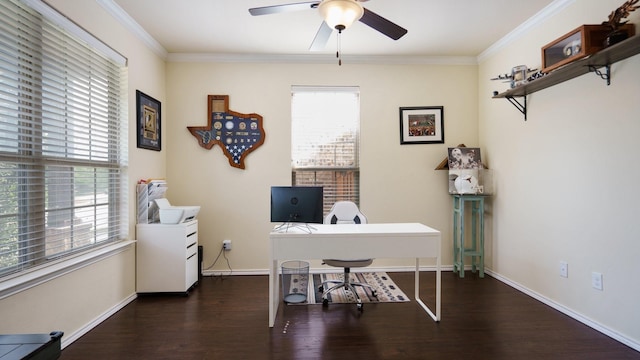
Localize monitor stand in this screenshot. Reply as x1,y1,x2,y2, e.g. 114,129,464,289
273,222,317,233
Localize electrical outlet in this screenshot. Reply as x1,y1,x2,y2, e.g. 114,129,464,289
559,261,568,278
592,272,603,291
223,239,231,251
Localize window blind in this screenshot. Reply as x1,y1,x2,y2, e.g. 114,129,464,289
0,0,128,277
291,86,360,214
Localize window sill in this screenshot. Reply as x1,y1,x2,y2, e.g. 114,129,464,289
0,240,136,300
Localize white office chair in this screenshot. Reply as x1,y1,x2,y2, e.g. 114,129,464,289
319,201,377,311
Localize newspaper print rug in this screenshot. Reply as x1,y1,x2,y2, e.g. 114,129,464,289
282,272,409,305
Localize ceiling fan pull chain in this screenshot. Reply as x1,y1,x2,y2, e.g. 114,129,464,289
337,28,342,66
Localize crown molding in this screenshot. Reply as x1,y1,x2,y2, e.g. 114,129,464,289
96,0,168,59
166,52,477,65
477,0,575,62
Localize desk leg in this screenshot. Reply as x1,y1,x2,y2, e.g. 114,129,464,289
436,252,441,321
458,198,466,278
478,199,485,278
414,257,420,305
415,258,440,322
269,259,279,328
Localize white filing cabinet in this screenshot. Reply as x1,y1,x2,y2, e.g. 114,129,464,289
136,220,199,294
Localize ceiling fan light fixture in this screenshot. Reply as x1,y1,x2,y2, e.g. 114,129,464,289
318,0,364,30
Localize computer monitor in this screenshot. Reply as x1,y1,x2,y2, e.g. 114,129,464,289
270,186,324,224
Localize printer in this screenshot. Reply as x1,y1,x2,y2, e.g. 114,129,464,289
154,198,200,224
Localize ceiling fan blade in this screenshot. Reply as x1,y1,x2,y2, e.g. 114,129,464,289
249,1,320,16
359,7,407,40
309,21,333,51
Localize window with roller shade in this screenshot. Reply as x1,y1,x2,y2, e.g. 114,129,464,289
291,86,360,215
0,0,128,277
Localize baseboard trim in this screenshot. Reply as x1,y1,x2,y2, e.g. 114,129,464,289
485,269,640,352
60,292,137,349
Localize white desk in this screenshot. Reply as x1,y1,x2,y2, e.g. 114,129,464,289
268,222,441,327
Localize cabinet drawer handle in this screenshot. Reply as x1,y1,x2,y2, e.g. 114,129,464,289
187,231,197,237
187,242,196,249
187,253,196,260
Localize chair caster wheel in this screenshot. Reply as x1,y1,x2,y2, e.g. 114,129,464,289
357,302,363,311
318,285,324,292
322,298,329,307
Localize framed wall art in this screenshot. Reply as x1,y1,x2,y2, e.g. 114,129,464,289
447,147,482,170
187,95,265,169
399,106,444,144
136,90,161,151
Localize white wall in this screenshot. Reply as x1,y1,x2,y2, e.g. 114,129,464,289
479,0,640,348
0,0,166,346
165,61,478,271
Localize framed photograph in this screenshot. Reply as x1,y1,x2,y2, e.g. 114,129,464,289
399,106,444,144
447,147,482,170
136,90,161,151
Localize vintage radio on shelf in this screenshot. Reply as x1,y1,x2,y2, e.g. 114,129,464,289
541,24,635,73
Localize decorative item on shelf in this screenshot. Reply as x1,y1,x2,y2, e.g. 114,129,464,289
511,65,533,88
602,0,639,47
449,168,493,195
435,143,466,170
454,174,479,195
492,34,640,121
491,66,538,89
187,95,266,169
526,70,547,82
447,147,481,170
541,24,635,73
446,147,493,195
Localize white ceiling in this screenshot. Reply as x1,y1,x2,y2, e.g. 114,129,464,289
107,0,557,59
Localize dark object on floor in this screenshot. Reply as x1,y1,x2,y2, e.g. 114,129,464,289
0,331,63,359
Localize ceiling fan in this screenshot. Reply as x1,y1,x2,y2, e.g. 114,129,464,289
248,0,408,52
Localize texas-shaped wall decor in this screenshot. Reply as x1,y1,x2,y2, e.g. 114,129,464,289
187,95,265,169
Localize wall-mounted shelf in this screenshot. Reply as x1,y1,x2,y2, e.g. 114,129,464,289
492,35,640,120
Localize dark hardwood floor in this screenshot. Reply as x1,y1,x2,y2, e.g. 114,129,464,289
61,272,639,360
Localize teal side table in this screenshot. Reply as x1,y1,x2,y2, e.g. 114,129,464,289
452,194,488,278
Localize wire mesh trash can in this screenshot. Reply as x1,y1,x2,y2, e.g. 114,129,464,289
281,260,309,303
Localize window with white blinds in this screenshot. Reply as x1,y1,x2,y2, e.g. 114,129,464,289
291,86,360,214
0,0,128,277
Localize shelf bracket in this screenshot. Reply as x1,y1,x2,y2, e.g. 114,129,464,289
505,95,527,121
588,64,611,85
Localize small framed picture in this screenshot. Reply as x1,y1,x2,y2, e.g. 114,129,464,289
136,90,161,151
448,147,482,170
399,106,444,144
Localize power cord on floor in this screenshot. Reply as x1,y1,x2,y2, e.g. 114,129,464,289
204,244,233,280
